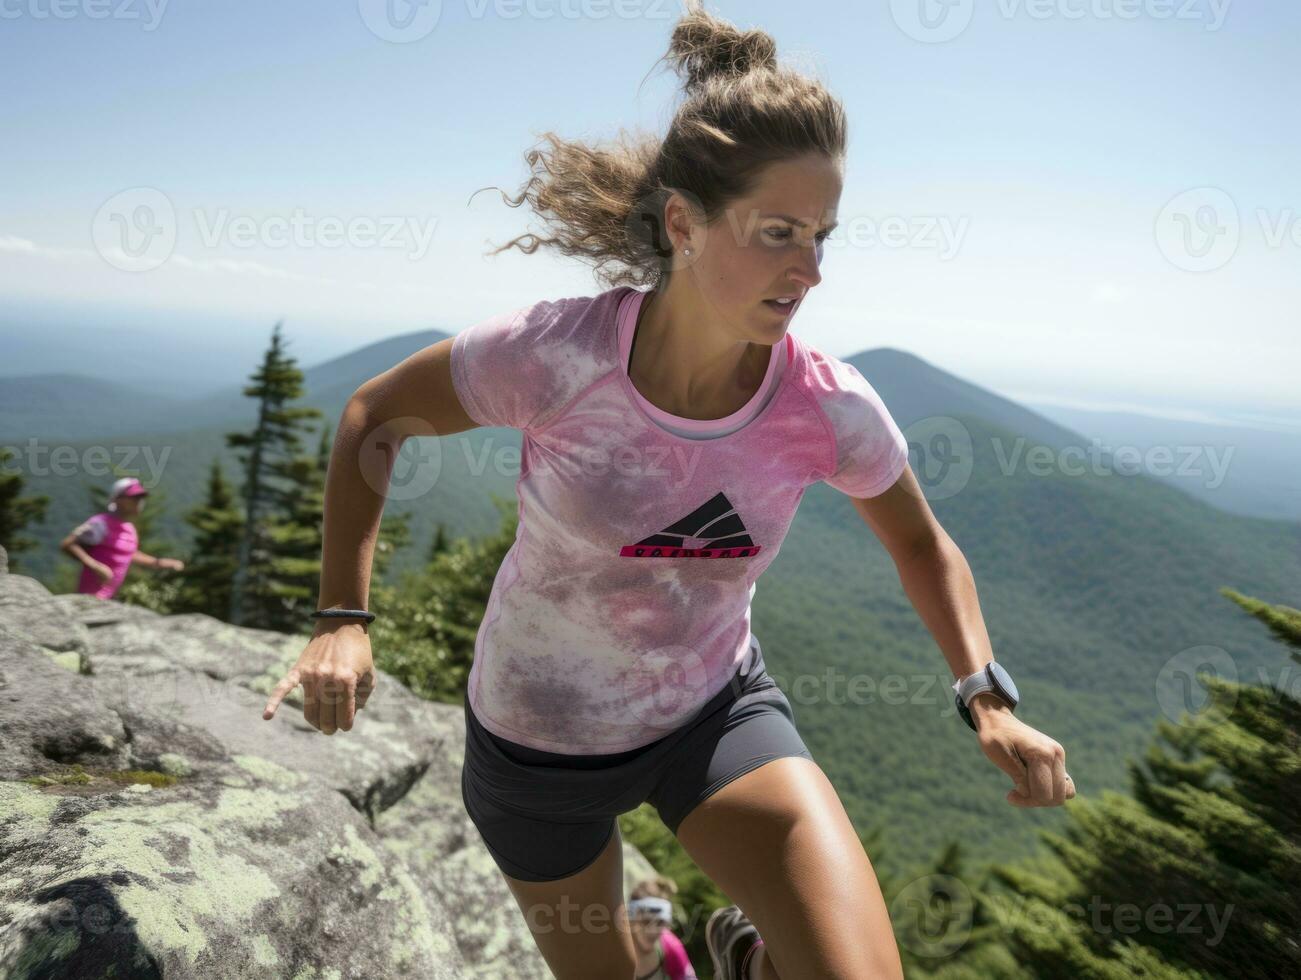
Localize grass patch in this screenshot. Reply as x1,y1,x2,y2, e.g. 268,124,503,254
21,763,180,789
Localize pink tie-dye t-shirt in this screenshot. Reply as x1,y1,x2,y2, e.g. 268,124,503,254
450,284,909,754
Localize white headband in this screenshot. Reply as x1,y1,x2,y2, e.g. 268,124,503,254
628,897,672,921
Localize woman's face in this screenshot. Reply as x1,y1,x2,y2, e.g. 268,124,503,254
115,495,145,516
672,151,843,344
630,911,667,950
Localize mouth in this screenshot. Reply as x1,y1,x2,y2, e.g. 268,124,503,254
763,294,803,317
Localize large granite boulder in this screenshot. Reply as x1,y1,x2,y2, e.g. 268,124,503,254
0,544,658,978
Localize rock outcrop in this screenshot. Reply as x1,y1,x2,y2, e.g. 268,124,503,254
0,544,657,978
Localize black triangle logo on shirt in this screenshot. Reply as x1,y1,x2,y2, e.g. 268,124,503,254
618,491,761,558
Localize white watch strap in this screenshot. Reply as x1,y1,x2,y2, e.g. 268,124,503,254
953,666,995,705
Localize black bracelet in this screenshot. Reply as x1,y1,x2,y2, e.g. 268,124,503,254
310,608,376,624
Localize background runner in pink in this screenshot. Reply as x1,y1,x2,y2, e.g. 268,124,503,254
450,283,909,754
656,927,696,979
72,511,139,599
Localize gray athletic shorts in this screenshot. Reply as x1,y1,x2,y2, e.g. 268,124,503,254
461,634,814,883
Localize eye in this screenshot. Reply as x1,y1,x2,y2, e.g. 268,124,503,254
763,226,833,246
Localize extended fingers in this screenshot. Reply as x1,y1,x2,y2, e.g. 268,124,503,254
262,668,301,720
263,661,372,734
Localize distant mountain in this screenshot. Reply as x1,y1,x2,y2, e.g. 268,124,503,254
1025,403,1301,523
162,329,451,431
848,347,1089,453
0,300,273,399
0,329,451,442
0,374,193,441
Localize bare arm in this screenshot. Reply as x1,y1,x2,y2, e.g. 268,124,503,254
313,335,479,618
131,551,159,568
852,466,1074,807
60,528,108,576
849,465,1009,726
60,534,95,566
262,335,479,733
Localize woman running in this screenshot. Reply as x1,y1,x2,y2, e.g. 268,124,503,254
263,3,1075,977
62,476,185,599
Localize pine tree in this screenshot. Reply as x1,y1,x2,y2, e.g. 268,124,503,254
885,835,1024,980
985,588,1301,979
226,320,323,628
172,459,245,619
374,507,413,582
428,522,450,560
0,447,49,574
262,422,415,634
263,421,331,630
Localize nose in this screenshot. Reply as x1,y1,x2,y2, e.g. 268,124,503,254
788,241,823,291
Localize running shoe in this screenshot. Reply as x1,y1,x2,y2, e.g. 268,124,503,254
705,904,761,980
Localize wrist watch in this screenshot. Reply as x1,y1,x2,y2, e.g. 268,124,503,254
952,662,1019,731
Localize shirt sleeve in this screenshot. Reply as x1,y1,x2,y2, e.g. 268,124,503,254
659,929,697,980
449,296,579,432
818,356,909,499
73,515,108,547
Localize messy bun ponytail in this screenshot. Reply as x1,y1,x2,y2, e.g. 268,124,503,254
477,0,846,289
668,6,777,92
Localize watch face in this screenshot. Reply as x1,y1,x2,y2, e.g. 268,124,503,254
989,662,1019,706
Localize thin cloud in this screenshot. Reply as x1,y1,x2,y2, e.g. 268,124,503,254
0,231,445,297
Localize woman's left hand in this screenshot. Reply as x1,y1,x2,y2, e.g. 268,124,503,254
976,712,1076,807
157,557,185,571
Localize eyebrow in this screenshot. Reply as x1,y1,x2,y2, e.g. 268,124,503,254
765,213,839,233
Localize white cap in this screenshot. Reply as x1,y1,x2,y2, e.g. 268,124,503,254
107,476,148,512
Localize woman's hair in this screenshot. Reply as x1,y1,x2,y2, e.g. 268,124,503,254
630,873,680,902
478,0,847,289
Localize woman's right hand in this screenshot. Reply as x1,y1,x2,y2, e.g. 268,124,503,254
91,561,114,584
262,622,377,735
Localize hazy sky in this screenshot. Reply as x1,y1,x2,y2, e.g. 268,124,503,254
1,0,1296,417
